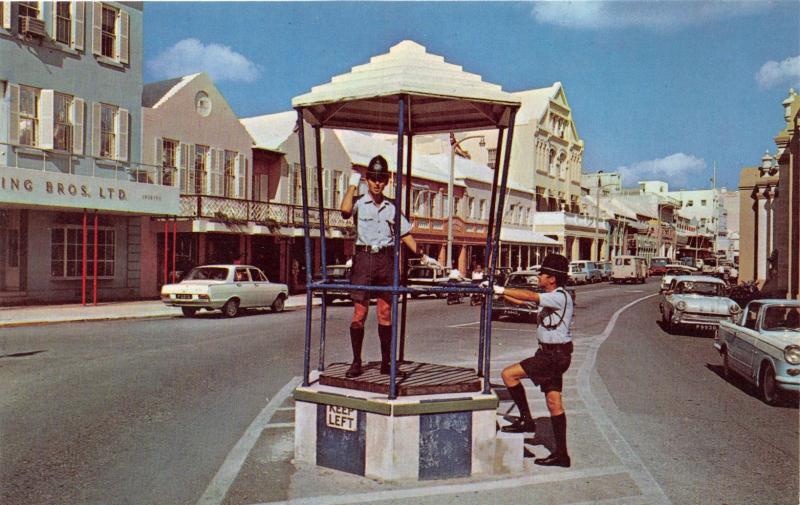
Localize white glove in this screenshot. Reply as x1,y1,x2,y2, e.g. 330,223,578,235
493,285,505,295
348,172,362,187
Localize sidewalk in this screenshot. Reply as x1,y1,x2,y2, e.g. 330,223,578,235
0,294,319,328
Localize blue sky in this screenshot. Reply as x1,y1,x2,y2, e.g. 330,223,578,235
143,2,800,191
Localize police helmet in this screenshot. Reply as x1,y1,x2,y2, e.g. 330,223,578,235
540,254,569,285
366,155,390,182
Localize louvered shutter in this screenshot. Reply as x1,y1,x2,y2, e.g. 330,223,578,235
39,90,54,149
182,144,195,194
91,102,101,157
154,138,163,183
215,149,224,196
1,3,11,30
209,149,218,195
91,2,101,55
323,169,332,208
72,97,84,154
115,108,128,162
9,84,19,145
236,154,246,198
287,166,295,205
118,10,129,64
49,2,57,39
178,143,190,193
72,1,84,50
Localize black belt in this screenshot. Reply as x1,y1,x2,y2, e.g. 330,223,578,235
355,245,392,254
539,342,573,352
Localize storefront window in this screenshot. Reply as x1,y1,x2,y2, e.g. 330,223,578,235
51,226,115,278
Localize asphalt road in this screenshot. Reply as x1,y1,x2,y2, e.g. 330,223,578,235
1,279,797,505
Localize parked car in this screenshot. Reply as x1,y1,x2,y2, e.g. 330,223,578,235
407,264,450,298
648,256,670,276
161,265,289,318
658,275,740,332
599,261,613,281
312,264,352,304
612,255,648,284
568,263,589,285
714,299,800,405
491,270,542,322
659,264,698,291
570,260,602,283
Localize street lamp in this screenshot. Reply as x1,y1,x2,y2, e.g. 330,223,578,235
593,174,616,262
448,134,485,270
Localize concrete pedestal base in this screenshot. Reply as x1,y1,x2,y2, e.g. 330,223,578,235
294,372,524,482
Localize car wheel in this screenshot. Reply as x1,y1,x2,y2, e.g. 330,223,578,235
722,350,732,381
271,295,285,313
759,364,780,405
661,309,672,332
181,307,198,317
222,299,240,318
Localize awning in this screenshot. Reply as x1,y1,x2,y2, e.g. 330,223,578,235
500,228,560,245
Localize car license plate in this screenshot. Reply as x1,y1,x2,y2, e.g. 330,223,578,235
176,294,192,300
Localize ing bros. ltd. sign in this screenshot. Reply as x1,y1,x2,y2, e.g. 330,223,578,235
0,166,179,215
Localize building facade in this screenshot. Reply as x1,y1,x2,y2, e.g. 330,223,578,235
1,2,177,304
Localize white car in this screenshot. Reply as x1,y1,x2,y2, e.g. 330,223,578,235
659,264,698,291
658,275,740,332
161,265,289,318
714,299,800,404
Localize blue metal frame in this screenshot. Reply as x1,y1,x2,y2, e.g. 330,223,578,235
294,101,518,398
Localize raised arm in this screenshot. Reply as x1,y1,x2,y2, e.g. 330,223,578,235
340,172,362,219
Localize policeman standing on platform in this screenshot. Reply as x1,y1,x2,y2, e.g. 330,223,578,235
340,155,428,378
490,253,574,467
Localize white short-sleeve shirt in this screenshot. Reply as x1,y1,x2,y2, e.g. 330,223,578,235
536,287,573,344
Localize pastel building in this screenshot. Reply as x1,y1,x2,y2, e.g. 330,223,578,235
0,2,178,304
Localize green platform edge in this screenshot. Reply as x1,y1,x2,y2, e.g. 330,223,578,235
293,388,499,416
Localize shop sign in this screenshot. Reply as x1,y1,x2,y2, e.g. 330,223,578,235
325,405,357,431
0,166,179,215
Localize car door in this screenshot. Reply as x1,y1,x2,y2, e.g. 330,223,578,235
233,267,255,307
728,303,760,376
249,267,276,307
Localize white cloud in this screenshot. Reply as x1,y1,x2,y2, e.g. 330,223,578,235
531,1,768,30
617,153,706,187
756,55,800,89
147,38,260,83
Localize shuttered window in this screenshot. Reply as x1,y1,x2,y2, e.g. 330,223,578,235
161,139,178,186
53,93,73,151
100,4,115,58
55,1,70,44
99,104,115,158
224,150,236,197
194,145,209,195
18,85,39,147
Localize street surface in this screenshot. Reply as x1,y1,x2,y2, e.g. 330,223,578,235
1,280,797,504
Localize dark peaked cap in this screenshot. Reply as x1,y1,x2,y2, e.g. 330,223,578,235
367,155,389,176
541,254,569,276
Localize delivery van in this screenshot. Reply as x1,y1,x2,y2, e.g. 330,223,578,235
612,256,648,284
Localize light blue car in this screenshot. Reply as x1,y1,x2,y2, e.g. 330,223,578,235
714,299,800,405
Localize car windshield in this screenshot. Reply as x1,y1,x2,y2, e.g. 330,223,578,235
675,281,722,296
651,258,668,268
762,306,800,331
184,267,229,281
666,268,689,276
506,274,538,288
408,268,433,279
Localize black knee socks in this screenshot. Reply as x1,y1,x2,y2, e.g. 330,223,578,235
349,326,364,364
378,324,392,367
551,413,568,456
508,383,533,422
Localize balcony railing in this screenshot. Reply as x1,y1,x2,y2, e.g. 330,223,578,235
179,195,351,229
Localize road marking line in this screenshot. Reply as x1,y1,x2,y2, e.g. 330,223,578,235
249,465,630,505
577,293,670,504
196,377,302,505
263,422,294,429
276,407,294,411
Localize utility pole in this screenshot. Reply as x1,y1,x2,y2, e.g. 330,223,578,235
712,161,718,260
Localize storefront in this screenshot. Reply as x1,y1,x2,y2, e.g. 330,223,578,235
0,166,178,304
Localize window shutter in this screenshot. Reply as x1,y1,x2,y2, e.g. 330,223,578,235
39,90,54,149
154,137,163,174
178,143,190,193
49,1,57,39
91,102,101,157
236,154,246,199
72,1,84,50
208,149,218,195
115,108,128,162
118,10,129,64
91,2,101,56
2,2,11,30
323,169,332,208
215,149,224,196
9,84,20,145
287,166,295,205
72,97,84,154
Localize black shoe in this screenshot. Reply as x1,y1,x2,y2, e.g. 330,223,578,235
534,453,571,467
500,418,536,433
345,362,363,378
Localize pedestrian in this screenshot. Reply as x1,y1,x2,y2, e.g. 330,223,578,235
491,253,574,467
340,155,428,378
